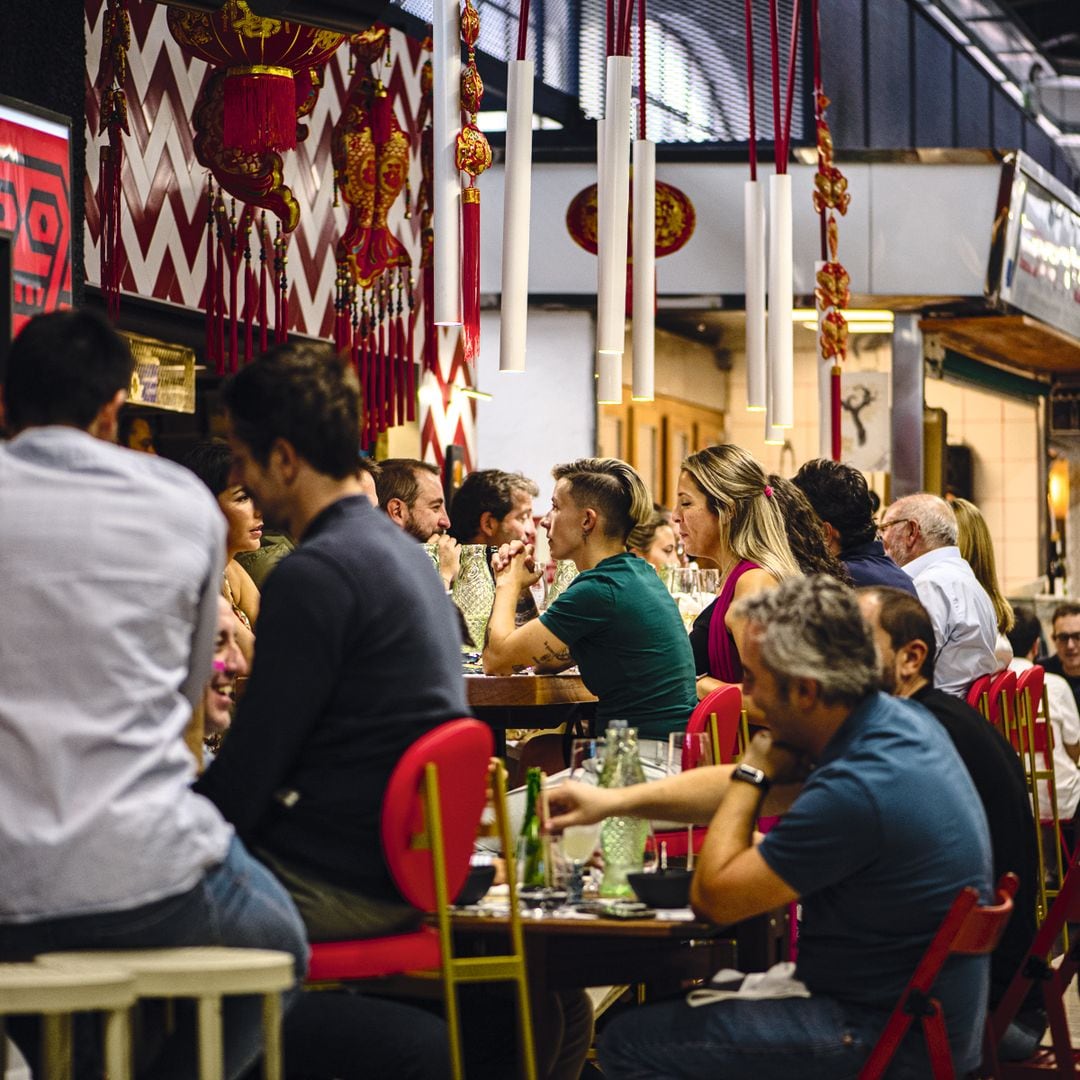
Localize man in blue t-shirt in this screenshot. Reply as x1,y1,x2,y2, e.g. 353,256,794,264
550,576,992,1079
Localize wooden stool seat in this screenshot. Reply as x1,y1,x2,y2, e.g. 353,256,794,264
39,948,294,1080
0,961,137,1079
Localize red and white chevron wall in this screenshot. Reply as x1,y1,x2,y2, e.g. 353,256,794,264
83,0,475,469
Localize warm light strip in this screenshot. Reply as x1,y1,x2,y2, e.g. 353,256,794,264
800,320,894,333
456,386,493,401
792,308,894,322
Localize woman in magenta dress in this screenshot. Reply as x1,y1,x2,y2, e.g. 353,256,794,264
672,445,800,699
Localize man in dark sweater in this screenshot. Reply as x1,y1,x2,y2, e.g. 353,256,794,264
195,342,468,940
1039,601,1080,712
858,586,1043,1059
793,458,916,594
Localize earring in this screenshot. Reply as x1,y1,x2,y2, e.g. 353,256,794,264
581,528,590,544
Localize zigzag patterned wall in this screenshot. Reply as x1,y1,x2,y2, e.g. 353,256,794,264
83,0,475,469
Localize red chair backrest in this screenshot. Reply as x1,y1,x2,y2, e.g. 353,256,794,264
687,684,742,763
859,873,1018,1080
1011,665,1052,760
966,674,993,714
380,718,493,912
985,669,1017,734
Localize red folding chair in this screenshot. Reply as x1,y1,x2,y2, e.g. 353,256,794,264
968,674,994,716
307,718,537,1080
858,873,1019,1080
988,844,1080,1077
657,685,743,858
1010,665,1068,927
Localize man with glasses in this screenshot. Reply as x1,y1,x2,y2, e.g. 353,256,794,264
1039,602,1080,713
879,492,997,697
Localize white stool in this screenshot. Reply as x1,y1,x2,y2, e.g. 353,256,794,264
39,948,293,1080
0,962,136,1080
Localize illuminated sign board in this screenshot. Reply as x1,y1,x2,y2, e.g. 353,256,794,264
0,99,72,338
987,151,1080,343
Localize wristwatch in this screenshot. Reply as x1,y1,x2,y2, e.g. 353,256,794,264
730,763,771,793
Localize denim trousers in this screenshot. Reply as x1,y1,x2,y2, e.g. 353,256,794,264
597,992,977,1080
0,835,309,1080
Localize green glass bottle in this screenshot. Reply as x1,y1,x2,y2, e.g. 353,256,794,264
519,766,545,887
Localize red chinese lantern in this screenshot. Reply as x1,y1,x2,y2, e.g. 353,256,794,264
168,0,344,154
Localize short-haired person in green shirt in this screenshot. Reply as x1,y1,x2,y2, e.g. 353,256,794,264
483,457,697,740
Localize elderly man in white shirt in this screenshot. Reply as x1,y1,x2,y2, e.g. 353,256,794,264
880,493,998,697
1008,606,1080,822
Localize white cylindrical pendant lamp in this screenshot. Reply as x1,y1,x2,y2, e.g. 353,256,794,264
498,59,535,372
744,179,767,411
433,0,462,326
766,173,793,428
597,54,632,355
597,350,622,404
631,138,655,402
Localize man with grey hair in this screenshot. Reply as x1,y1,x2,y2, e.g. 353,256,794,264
549,575,992,1077
880,492,997,696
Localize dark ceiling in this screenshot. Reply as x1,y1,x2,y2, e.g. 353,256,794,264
997,0,1080,75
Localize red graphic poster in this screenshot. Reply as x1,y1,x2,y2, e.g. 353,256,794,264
0,101,73,337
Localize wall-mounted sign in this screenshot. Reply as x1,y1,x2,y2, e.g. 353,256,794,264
0,99,72,337
987,151,1080,344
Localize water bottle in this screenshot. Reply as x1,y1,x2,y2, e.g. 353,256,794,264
518,767,545,888
599,721,649,897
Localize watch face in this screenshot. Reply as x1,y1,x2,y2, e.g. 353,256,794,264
733,764,768,787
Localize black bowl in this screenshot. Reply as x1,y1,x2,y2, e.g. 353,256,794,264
627,869,693,908
454,863,496,906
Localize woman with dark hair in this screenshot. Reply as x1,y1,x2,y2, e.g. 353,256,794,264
183,439,263,665
766,474,854,584
483,457,696,740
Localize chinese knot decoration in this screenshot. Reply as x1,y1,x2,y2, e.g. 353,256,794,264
457,0,492,364
167,0,344,154
332,25,419,442
168,1,343,374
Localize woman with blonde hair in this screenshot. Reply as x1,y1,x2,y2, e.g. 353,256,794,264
953,496,1015,636
484,457,696,739
673,445,800,698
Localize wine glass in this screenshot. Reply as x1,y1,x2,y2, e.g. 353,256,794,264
666,567,703,632
560,738,604,902
667,731,713,871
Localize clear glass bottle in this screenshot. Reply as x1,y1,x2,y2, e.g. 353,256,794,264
598,721,649,897
452,544,496,650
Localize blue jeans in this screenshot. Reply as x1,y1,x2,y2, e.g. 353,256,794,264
0,835,308,1080
598,993,970,1079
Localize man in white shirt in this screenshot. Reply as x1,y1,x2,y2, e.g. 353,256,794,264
1008,606,1080,822
0,309,306,1080
880,492,998,697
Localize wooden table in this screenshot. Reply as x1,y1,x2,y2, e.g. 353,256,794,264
450,906,789,995
465,673,598,757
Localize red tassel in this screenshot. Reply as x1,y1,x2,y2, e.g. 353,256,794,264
229,227,240,374
405,287,416,422
461,187,481,364
223,68,298,154
377,286,388,431
387,301,398,428
395,314,406,427
830,365,842,461
243,219,255,364
422,265,436,373
215,229,226,372
205,188,217,369
258,218,268,354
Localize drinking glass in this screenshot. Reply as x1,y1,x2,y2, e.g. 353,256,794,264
697,567,721,598
560,738,604,902
667,731,713,871
546,560,580,606
666,567,703,632
452,545,496,650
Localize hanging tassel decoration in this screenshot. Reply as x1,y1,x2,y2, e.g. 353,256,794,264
223,67,298,154
243,211,255,363
98,0,130,322
205,180,220,372
258,213,269,354
456,0,493,363
406,277,417,421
